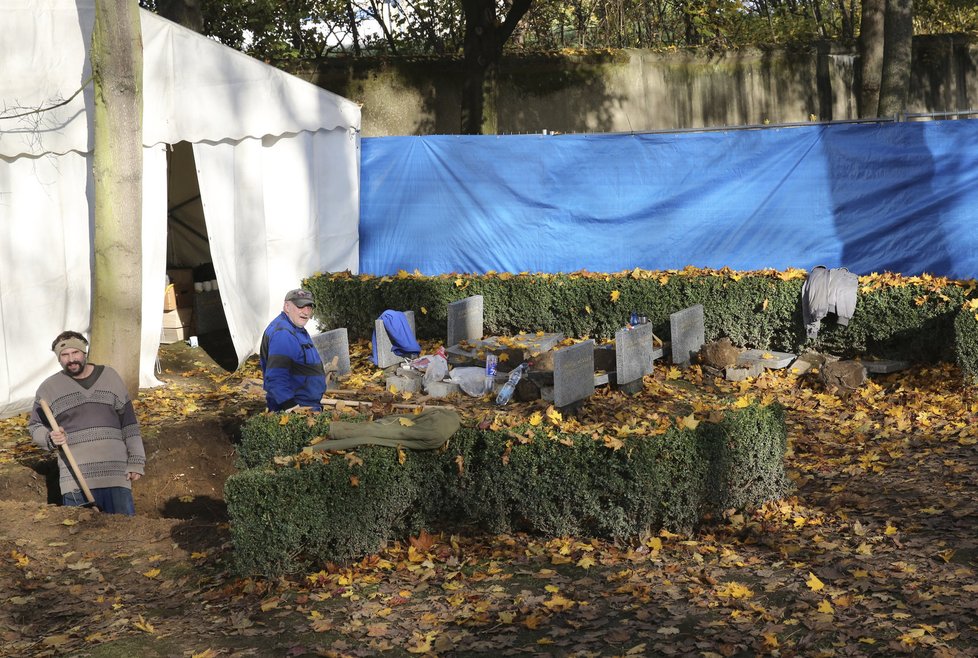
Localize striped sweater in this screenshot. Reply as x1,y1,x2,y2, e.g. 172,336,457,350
29,365,146,496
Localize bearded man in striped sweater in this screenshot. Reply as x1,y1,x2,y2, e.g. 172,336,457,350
28,331,146,515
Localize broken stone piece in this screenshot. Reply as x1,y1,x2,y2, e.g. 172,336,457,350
820,360,866,396
700,337,740,368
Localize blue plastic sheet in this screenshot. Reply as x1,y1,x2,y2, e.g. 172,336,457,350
359,121,978,279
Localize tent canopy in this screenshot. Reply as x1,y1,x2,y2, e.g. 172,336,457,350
0,0,361,418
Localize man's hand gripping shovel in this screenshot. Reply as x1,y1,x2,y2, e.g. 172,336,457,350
39,399,100,511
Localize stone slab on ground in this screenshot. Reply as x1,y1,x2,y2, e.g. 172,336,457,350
725,362,765,382
386,374,421,394
670,305,705,367
737,349,797,369
447,332,564,366
424,380,461,398
863,359,910,374
553,340,595,408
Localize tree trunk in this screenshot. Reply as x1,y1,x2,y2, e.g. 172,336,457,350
90,0,144,397
878,0,914,117
461,0,533,135
858,0,885,117
461,0,496,134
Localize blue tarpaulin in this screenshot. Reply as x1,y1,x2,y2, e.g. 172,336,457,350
359,120,978,279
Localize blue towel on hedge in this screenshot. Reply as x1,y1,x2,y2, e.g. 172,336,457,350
372,310,421,365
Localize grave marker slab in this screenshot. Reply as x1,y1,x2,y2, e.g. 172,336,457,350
615,323,659,385
313,328,350,389
737,349,796,370
553,340,595,408
669,305,705,367
312,329,351,376
863,359,909,374
447,295,484,347
373,310,417,369
446,332,564,366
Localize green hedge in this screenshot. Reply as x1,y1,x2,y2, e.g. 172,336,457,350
225,404,789,576
954,303,978,383
305,270,972,365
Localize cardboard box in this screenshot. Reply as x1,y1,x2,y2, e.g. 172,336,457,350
162,306,194,329
163,284,178,311
165,268,195,310
160,325,189,344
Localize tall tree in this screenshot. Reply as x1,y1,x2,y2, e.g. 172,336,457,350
878,0,914,117
90,0,144,397
859,0,914,118
461,0,533,134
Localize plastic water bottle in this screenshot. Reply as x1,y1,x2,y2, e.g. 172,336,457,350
495,362,529,406
484,354,499,395
630,310,639,326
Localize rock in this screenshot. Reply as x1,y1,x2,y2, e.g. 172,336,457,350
701,337,740,368
820,360,866,396
424,380,461,399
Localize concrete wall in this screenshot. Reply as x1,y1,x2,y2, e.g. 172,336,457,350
299,36,978,137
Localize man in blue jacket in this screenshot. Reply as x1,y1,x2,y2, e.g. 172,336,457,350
260,289,326,411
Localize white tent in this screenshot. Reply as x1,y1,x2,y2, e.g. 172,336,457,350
0,0,361,418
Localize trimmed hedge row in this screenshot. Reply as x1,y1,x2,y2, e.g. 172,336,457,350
225,404,789,576
304,270,974,366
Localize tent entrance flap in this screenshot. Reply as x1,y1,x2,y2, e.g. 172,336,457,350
163,142,234,369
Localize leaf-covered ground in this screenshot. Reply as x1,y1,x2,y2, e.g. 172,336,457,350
1,338,977,657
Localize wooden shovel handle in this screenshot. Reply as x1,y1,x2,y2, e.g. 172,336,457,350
39,399,97,506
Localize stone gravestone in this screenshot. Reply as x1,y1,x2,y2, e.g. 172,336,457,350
374,310,417,369
312,329,351,389
553,340,595,408
447,295,484,347
615,322,659,387
670,304,705,367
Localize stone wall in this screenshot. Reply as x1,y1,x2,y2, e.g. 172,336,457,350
297,36,978,136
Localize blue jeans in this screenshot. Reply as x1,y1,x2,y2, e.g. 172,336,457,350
63,487,135,516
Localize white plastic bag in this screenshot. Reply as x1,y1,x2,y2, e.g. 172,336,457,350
449,366,490,397
422,354,450,391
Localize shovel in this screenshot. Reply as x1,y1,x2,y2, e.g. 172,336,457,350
39,399,99,511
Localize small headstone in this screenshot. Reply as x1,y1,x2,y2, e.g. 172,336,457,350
374,310,417,369
615,323,658,385
863,359,909,374
553,340,595,408
669,305,705,367
312,329,351,379
447,295,484,347
737,349,796,370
